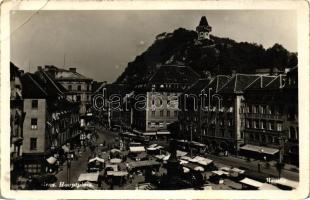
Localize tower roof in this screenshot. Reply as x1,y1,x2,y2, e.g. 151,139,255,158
199,16,210,27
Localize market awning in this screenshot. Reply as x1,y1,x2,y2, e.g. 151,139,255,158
107,171,128,177
46,157,57,165
110,158,122,164
183,167,190,173
105,164,118,171
259,183,280,190
193,156,213,166
156,131,170,135
136,152,148,159
155,155,165,160
143,132,156,136
231,167,245,174
129,146,145,153
212,170,229,176
89,157,105,163
191,141,206,147
176,150,188,157
270,178,299,189
194,166,204,172
78,172,99,182
110,149,121,153
180,156,191,161
128,160,161,169
133,129,142,135
240,178,264,188
240,144,279,155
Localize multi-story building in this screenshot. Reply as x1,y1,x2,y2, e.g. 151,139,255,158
20,71,80,175
133,64,200,137
10,63,25,183
41,65,93,115
240,74,286,160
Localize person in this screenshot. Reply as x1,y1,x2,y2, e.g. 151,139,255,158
257,162,261,172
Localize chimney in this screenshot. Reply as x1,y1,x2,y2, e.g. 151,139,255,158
37,66,42,71
69,67,76,72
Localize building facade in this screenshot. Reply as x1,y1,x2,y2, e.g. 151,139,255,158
20,71,80,175
41,65,93,115
10,63,25,183
133,64,200,136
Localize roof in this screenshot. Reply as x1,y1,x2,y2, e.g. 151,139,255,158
206,75,231,93
92,81,107,93
240,144,279,155
186,78,210,94
20,73,48,98
264,74,286,89
218,74,261,94
35,70,67,96
198,16,210,27
129,146,146,153
148,64,200,85
44,66,92,81
240,178,264,188
10,62,22,81
244,75,277,90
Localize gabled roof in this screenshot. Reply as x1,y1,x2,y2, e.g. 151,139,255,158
264,74,286,89
218,74,260,94
20,73,47,99
44,66,92,81
148,64,200,85
206,75,231,93
35,70,67,96
244,75,277,90
186,78,210,94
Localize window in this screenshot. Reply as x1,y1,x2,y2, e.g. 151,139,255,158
260,105,266,114
276,122,283,131
261,120,266,129
159,122,164,128
253,120,258,129
31,100,38,109
31,118,37,130
246,120,250,128
160,110,164,117
151,111,155,117
76,95,81,102
68,85,72,90
30,138,37,150
167,111,170,117
77,85,81,91
174,111,178,117
289,127,296,140
24,164,41,174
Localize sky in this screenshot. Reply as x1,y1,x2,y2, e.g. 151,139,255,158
10,10,297,83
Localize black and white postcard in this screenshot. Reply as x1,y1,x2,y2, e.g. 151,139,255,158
1,0,309,199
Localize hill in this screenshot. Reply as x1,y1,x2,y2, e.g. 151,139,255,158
115,28,297,87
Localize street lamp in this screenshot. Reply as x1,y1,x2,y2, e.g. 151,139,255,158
66,152,74,184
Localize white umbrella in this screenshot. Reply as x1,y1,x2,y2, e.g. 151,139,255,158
46,157,57,165
183,167,190,173
194,166,204,172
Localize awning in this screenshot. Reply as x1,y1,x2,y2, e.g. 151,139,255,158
155,155,165,160
128,160,161,169
149,144,158,148
191,141,206,147
270,178,299,189
89,157,105,163
156,131,170,135
259,183,280,190
147,147,158,151
193,156,213,166
182,162,201,171
105,164,118,171
180,156,191,161
110,158,122,164
179,160,189,165
194,166,204,172
231,167,245,174
176,150,188,157
212,170,229,176
183,167,190,173
110,149,121,153
107,171,128,177
78,172,99,182
136,152,148,159
133,129,142,135
143,132,156,136
46,157,57,165
240,178,264,188
240,144,279,155
163,154,171,161
129,146,145,153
